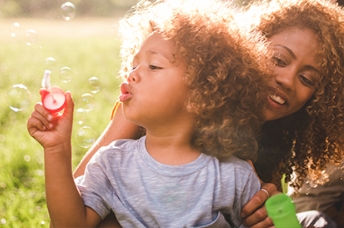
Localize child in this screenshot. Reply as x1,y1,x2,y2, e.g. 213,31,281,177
27,0,271,227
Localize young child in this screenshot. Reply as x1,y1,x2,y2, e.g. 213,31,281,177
27,0,271,227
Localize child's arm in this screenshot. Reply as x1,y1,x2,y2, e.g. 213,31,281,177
73,102,141,178
27,92,101,227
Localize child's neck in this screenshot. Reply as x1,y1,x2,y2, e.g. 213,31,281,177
145,130,201,166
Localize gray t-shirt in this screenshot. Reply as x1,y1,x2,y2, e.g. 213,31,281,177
76,136,260,228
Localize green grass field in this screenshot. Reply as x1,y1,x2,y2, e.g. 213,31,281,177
0,18,123,227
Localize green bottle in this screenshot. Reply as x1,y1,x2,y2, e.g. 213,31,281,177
265,193,302,228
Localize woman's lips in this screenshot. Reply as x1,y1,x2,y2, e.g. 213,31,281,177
267,88,289,108
268,94,285,105
119,82,132,102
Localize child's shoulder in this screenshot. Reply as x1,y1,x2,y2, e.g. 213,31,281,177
218,156,256,177
96,136,145,160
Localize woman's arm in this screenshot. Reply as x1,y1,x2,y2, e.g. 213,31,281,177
73,102,141,178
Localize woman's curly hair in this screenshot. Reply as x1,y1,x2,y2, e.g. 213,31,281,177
245,0,344,190
117,0,271,161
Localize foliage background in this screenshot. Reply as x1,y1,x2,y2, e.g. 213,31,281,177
0,0,252,18
0,17,123,228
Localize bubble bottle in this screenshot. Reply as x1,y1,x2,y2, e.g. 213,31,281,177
40,70,66,115
265,193,302,228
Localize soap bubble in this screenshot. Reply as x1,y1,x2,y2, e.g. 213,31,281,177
75,108,87,125
79,93,94,112
45,57,57,71
60,2,76,21
59,66,72,83
24,29,37,46
6,84,31,112
75,126,96,148
10,22,21,38
88,76,101,94
23,155,31,162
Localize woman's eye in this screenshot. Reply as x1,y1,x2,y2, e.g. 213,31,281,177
273,56,286,67
299,75,315,87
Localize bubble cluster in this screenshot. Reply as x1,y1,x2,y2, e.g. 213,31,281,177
75,126,96,148
6,84,31,112
60,2,76,21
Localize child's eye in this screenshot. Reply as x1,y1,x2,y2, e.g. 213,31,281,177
149,65,162,70
273,56,286,67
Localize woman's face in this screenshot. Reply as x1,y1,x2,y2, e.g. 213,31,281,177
264,27,321,121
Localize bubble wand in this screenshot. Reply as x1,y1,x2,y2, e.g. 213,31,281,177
41,70,55,101
40,70,66,115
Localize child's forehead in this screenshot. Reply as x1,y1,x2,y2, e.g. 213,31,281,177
137,32,176,60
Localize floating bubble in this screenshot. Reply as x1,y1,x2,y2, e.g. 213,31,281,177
88,76,101,94
75,126,96,148
23,155,31,162
6,84,31,112
10,22,20,38
79,93,94,112
60,2,76,21
24,29,37,46
59,66,72,83
75,108,87,125
0,218,6,224
45,57,57,71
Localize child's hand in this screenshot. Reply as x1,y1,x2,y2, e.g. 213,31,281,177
27,91,74,150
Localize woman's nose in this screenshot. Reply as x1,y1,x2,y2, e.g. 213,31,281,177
274,68,295,90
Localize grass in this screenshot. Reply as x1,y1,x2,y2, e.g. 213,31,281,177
0,18,123,227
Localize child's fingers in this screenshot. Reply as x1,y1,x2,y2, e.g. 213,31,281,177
27,114,47,132
31,111,54,130
30,103,54,129
34,103,53,121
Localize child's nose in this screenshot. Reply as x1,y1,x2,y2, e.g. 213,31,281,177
128,67,141,83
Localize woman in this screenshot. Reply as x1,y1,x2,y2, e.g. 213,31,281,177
72,0,344,227
239,0,344,226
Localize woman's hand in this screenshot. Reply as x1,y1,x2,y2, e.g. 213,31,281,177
242,160,280,227
241,182,279,227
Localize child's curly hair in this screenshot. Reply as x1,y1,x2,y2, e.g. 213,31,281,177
245,0,344,190
117,0,271,161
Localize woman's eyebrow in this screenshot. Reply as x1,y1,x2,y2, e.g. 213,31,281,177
274,44,320,74
274,44,296,59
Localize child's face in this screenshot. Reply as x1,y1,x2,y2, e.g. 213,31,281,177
120,32,189,129
264,27,320,121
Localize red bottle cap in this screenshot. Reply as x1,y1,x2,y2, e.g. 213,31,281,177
41,87,66,115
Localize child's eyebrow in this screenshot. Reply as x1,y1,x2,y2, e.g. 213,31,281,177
146,50,173,62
